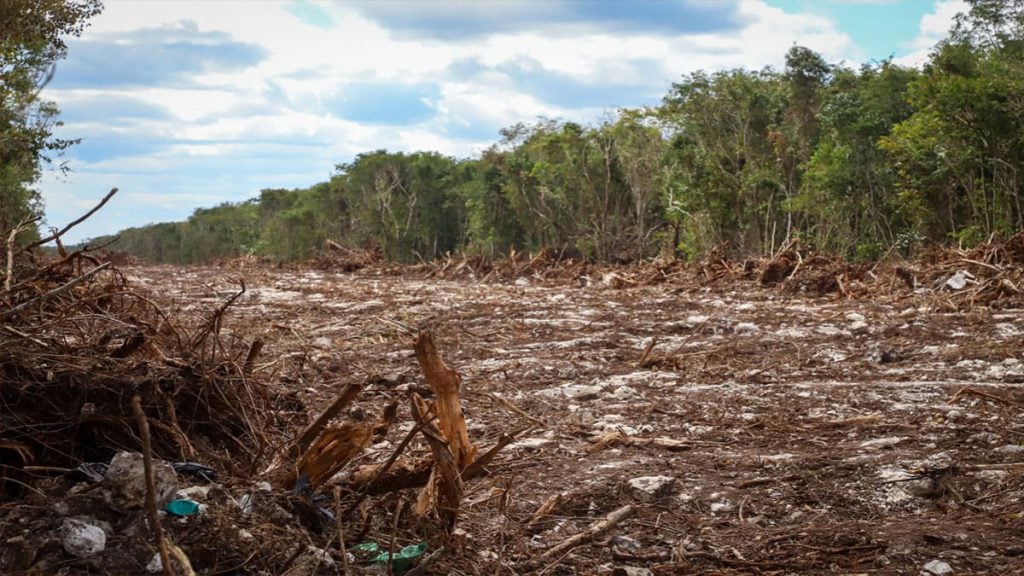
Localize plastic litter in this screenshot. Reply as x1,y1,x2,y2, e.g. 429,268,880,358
371,542,428,571
70,462,108,483
164,499,201,517
172,461,217,482
944,269,975,291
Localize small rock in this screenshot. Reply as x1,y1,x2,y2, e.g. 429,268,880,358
849,320,870,333
944,271,973,291
105,451,178,510
846,312,866,323
61,518,106,558
816,325,848,337
608,535,642,557
255,481,273,492
626,475,677,502
859,436,904,449
921,559,954,575
563,384,604,400
612,567,653,576
709,501,735,514
146,552,163,573
176,486,210,500
609,386,638,400
866,343,900,364
514,277,530,287
509,437,554,451
734,322,759,334
995,444,1024,454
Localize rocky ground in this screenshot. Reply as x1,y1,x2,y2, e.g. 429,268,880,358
3,255,1024,575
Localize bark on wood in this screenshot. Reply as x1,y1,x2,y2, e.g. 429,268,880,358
413,331,476,468
410,393,463,535
533,504,636,564
132,396,174,576
587,430,693,453
295,381,363,456
298,423,374,488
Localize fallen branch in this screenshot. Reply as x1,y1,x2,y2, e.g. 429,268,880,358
294,381,363,456
533,504,636,564
587,430,696,453
27,187,119,250
404,547,445,576
343,406,435,517
166,542,196,576
525,492,570,532
1,261,111,319
461,432,517,479
475,391,547,428
133,396,174,576
637,337,658,368
949,386,1019,406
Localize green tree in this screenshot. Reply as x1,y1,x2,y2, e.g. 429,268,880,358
660,69,787,256
797,61,918,257
883,0,1024,243
0,0,102,241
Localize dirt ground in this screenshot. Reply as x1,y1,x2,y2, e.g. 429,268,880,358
112,260,1024,575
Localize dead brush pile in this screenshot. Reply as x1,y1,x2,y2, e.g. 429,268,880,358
0,244,281,486
2,207,517,574
414,233,1024,306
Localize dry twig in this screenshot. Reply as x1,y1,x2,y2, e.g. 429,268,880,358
132,395,174,576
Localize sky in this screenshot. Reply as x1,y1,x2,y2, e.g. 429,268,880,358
36,0,968,243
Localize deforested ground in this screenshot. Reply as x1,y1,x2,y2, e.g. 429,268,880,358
3,244,1024,575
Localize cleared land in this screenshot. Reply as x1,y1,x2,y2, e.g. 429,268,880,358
3,249,1024,575
146,261,1024,574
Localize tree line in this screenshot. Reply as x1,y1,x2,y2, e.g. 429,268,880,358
1,1,103,246
7,1,1023,265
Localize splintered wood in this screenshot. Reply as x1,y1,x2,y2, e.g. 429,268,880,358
411,393,464,535
298,423,374,488
265,329,507,538
414,331,477,468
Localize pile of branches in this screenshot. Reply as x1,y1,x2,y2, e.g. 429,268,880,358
313,239,384,272
2,194,518,573
903,231,1024,308
1,190,285,495
409,248,606,286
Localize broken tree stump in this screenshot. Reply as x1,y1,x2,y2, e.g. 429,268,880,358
414,331,476,468
411,393,463,536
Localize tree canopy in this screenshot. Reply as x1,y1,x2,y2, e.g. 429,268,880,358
81,0,1024,264
0,0,102,242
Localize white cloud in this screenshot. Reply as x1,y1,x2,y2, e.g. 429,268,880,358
895,0,968,67
40,0,904,243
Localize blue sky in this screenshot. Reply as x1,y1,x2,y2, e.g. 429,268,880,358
37,0,967,243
